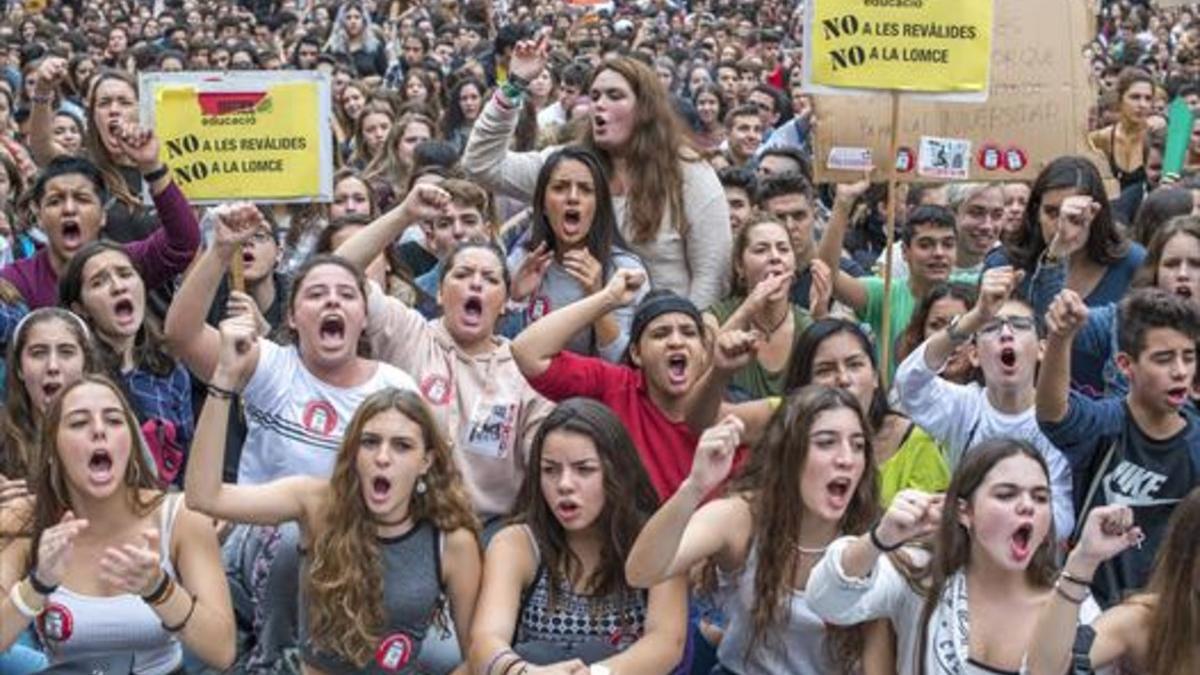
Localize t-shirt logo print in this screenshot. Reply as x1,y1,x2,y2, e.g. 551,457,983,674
1103,460,1179,507
301,400,338,436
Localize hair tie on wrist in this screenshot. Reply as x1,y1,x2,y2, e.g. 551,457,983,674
206,383,237,400
29,571,58,596
143,165,170,183
869,522,904,552
161,593,197,633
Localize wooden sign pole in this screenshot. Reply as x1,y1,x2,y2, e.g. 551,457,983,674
879,90,902,389
230,252,245,293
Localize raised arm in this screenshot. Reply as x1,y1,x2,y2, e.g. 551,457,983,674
834,489,941,580
511,269,645,380
335,183,449,272
1026,505,1143,675
460,36,550,200
818,180,871,313
27,57,68,166
163,203,262,382
626,417,747,588
921,266,1018,371
1036,289,1089,424
112,123,200,282
683,318,763,434
183,314,319,526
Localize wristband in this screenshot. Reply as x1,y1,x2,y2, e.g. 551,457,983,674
484,648,518,675
161,593,197,633
28,571,58,595
505,73,531,92
9,583,42,619
206,383,237,400
141,571,171,604
143,165,169,183
1060,569,1092,587
499,80,525,104
1054,581,1088,605
869,522,904,552
31,94,54,106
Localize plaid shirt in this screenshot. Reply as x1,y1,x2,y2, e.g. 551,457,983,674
122,363,194,483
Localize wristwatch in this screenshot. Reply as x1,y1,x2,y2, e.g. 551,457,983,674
946,314,973,345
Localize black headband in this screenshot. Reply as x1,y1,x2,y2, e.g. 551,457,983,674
629,292,704,347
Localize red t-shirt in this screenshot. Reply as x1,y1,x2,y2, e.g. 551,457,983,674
528,351,699,500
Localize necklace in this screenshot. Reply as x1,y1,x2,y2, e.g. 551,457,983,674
373,512,412,528
754,305,791,338
795,544,828,556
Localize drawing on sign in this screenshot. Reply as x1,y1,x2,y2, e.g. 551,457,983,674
918,137,972,180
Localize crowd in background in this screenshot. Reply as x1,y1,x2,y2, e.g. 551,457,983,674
0,0,1197,674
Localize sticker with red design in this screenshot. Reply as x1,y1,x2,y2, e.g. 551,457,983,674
38,602,73,642
420,374,453,406
375,632,414,671
1003,147,1028,172
978,144,1002,171
301,400,338,436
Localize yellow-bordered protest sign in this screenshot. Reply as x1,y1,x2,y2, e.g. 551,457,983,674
804,0,994,95
138,71,333,204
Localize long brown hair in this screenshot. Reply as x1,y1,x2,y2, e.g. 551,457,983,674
1131,214,1200,290
513,398,660,610
306,388,478,667
83,69,141,212
579,57,693,244
0,309,99,479
364,112,436,189
729,385,878,672
1140,487,1200,675
916,438,1057,675
23,376,162,562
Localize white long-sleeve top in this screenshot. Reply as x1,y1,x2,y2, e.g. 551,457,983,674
462,96,732,309
807,537,1103,675
894,342,1076,540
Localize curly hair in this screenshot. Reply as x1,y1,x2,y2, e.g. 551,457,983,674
729,385,878,673
307,388,479,667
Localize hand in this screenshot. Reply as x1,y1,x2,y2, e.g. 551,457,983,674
808,259,832,318
112,123,163,174
34,57,68,98
1048,196,1098,260
1068,504,1143,573
712,327,763,373
213,313,259,390
973,266,1024,323
98,529,163,596
509,34,550,82
211,202,263,258
526,660,589,675
873,490,944,549
688,415,744,496
602,268,647,307
397,183,450,225
0,473,29,506
744,271,793,314
226,291,269,337
1045,289,1089,339
35,511,89,588
511,243,553,302
833,172,872,210
561,249,603,295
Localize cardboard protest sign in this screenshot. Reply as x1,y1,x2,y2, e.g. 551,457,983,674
139,71,333,203
804,0,994,95
812,0,1095,183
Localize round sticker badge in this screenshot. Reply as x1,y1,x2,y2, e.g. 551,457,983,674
375,632,414,671
420,374,453,406
38,602,74,643
978,144,1002,171
301,400,338,436
895,147,916,174
1003,147,1028,173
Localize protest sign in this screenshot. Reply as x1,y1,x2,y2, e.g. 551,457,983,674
139,71,333,204
803,0,994,96
812,0,1096,183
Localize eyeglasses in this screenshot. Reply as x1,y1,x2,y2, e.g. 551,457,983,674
978,315,1036,336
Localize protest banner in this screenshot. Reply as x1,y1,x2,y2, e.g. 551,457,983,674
811,0,1095,185
804,0,994,95
138,71,333,204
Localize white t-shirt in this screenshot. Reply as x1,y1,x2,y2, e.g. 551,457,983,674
237,340,418,485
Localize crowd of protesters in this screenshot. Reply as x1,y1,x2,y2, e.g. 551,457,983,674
0,0,1197,673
